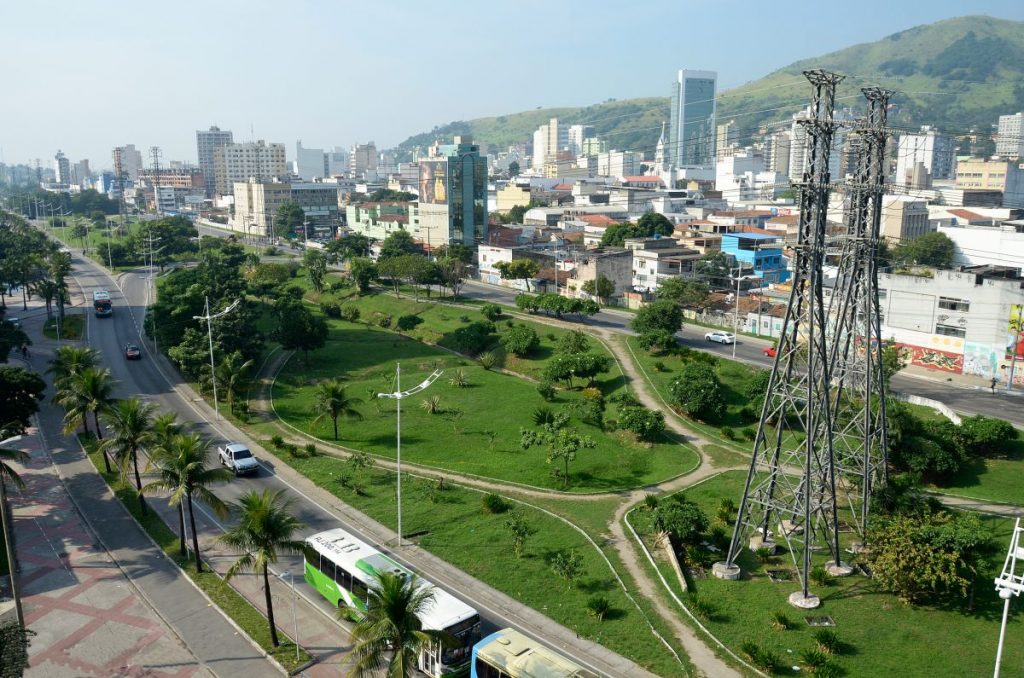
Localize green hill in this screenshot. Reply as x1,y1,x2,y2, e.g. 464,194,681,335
396,15,1024,157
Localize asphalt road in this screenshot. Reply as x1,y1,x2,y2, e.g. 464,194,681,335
65,249,652,678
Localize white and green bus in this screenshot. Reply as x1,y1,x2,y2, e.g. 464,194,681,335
304,528,481,677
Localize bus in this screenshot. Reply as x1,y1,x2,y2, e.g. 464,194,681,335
304,528,481,677
471,628,598,678
93,290,112,317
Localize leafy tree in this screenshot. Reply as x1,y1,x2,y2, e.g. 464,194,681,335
637,329,677,353
637,211,674,236
142,216,198,270
632,299,683,336
495,259,540,292
657,278,710,309
745,369,772,416
274,201,305,238
581,274,615,302
312,380,363,440
521,418,596,487
349,257,377,292
541,353,611,388
377,229,419,260
880,339,908,387
556,330,591,355
0,317,29,363
325,233,372,262
437,256,468,298
670,362,725,421
500,324,540,357
504,509,532,558
652,497,709,544
448,321,495,356
434,242,473,264
865,510,989,604
893,232,955,268
304,249,329,293
350,571,456,677
550,551,584,589
101,398,157,516
957,415,1017,457
143,433,231,570
219,489,307,647
617,406,666,442
599,214,673,247
273,300,328,364
505,200,547,224
0,367,45,438
395,315,423,333
215,351,255,415
507,160,520,177
696,251,732,286
480,303,502,321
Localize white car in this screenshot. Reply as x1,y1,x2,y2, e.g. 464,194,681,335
705,331,736,345
217,443,259,476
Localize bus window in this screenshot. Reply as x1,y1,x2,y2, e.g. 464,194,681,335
352,578,369,605
335,566,352,591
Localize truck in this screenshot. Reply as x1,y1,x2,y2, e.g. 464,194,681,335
93,290,112,317
217,442,259,476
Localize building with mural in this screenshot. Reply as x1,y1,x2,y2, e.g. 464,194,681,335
414,136,488,250
878,267,1024,386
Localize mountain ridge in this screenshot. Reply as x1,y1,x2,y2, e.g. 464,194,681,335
396,16,1024,157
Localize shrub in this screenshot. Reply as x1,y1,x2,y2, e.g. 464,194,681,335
638,329,677,353
532,407,556,426
585,596,613,621
716,498,736,523
740,642,780,673
801,647,830,669
304,442,318,457
719,426,736,440
958,414,1017,456
478,351,497,370
653,497,709,545
328,280,350,293
320,300,341,318
420,395,442,414
580,387,603,403
537,381,556,401
450,321,496,355
652,360,667,372
670,362,725,421
480,303,502,321
459,314,471,323
741,426,758,441
771,610,793,631
263,245,279,256
270,435,285,449
813,628,841,654
396,314,423,332
341,305,361,322
546,332,557,342
610,392,641,408
500,324,540,357
754,546,774,563
376,313,393,328
448,369,468,388
643,494,659,511
482,493,510,514
618,406,666,442
810,565,834,587
688,593,716,620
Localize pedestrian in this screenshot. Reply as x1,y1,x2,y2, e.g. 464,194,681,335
20,344,29,359
991,376,998,394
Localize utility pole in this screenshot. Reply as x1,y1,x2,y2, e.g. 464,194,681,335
193,298,241,419
1007,304,1023,394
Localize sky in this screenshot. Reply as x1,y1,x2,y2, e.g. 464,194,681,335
2,0,1023,170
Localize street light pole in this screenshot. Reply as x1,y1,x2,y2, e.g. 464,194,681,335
994,518,1022,677
376,365,443,547
279,570,299,662
193,298,241,419
0,435,25,629
732,267,742,359
1007,305,1023,394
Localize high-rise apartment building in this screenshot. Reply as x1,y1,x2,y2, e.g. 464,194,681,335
996,112,1024,159
294,141,327,180
349,142,378,178
196,126,233,197
415,136,488,249
669,69,717,168
72,159,91,186
326,147,349,176
567,124,595,156
895,126,955,185
54,151,71,186
113,144,144,180
787,106,854,182
531,118,569,170
213,140,287,197
716,120,738,159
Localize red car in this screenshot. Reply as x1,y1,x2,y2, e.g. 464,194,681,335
124,344,142,360
763,346,777,358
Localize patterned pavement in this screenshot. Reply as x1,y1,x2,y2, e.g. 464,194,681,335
8,428,212,678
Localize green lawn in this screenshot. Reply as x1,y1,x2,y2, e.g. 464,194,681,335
934,437,1024,505
272,320,699,492
629,471,1024,677
264,446,690,677
83,444,310,672
42,312,84,340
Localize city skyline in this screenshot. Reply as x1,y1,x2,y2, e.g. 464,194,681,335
3,1,1024,166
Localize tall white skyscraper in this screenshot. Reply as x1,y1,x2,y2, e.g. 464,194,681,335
895,126,955,185
996,112,1024,159
54,150,71,186
669,69,717,168
196,126,233,197
294,141,327,180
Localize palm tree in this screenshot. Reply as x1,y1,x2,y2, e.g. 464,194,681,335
350,571,456,677
31,277,58,321
49,251,71,324
143,433,230,571
151,413,182,447
218,489,306,648
57,367,116,472
311,380,363,440
101,397,157,517
216,351,255,415
0,446,29,492
49,346,99,390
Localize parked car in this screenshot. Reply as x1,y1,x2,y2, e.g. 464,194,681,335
124,344,142,360
763,346,777,357
705,331,736,345
6,317,21,329
217,443,259,476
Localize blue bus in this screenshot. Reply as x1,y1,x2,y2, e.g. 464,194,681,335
93,290,112,317
471,628,597,678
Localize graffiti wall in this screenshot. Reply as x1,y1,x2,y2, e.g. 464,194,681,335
963,341,1001,378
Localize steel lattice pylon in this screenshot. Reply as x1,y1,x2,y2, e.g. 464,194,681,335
713,70,848,609
826,88,894,543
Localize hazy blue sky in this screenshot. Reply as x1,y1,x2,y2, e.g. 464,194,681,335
2,1,1022,169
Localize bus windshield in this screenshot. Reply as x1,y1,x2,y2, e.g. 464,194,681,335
442,614,480,666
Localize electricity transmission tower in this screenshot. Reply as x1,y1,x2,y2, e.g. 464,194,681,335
826,88,894,544
713,70,851,610
150,146,162,214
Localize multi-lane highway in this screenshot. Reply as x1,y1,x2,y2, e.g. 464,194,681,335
64,246,656,678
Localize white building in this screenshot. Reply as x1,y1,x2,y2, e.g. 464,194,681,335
531,118,569,171
113,144,144,180
196,126,233,197
788,106,855,182
567,125,594,157
53,151,71,186
595,150,641,178
996,112,1024,160
895,126,956,185
349,142,378,178
214,141,287,197
938,220,1024,271
293,141,327,180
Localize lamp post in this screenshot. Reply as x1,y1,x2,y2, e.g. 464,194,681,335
731,266,743,359
376,365,443,547
1007,305,1023,394
278,570,299,662
192,298,241,419
0,435,25,629
994,518,1023,677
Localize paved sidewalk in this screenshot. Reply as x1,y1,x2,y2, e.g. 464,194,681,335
10,301,282,677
